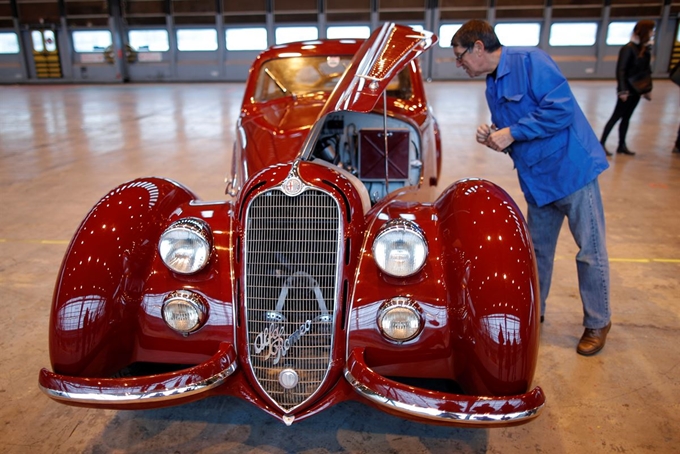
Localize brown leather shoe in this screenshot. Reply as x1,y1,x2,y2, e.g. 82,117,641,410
577,322,611,356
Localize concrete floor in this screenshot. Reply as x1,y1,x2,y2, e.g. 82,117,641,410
1,79,679,453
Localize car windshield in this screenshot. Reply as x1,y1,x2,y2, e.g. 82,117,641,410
254,55,412,102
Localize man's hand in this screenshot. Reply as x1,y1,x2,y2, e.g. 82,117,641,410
486,126,515,153
477,124,514,153
476,124,492,145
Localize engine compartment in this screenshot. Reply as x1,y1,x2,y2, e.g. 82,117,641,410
310,111,422,203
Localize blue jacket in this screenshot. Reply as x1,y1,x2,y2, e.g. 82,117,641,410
485,47,609,207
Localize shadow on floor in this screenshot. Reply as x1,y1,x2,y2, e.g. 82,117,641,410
90,396,491,453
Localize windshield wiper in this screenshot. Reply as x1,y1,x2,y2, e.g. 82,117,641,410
264,68,296,100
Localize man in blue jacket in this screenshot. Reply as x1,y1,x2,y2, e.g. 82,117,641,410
452,19,612,355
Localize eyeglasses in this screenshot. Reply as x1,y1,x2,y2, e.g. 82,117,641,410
455,47,470,63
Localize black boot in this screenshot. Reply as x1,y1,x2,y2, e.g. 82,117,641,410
600,141,613,156
617,145,635,155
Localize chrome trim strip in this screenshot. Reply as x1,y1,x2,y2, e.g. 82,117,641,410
344,368,544,425
40,363,236,405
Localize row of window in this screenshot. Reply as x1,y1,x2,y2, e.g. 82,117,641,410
0,22,663,55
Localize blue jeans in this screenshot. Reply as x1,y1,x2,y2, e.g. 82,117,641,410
527,178,611,329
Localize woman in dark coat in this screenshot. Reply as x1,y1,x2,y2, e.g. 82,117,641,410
671,59,680,154
600,20,655,156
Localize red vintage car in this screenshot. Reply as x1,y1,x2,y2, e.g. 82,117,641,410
39,23,545,427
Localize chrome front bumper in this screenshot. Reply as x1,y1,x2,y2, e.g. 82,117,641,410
344,348,545,427
39,342,237,407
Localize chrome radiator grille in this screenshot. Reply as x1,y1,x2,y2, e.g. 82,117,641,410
244,188,341,411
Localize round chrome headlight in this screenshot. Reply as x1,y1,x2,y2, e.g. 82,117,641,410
159,218,212,274
377,297,423,342
162,290,208,334
372,219,427,277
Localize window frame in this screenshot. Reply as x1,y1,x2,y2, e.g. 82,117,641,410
128,29,170,52
0,32,20,54
71,30,113,53
176,28,219,52
225,27,268,51
275,26,319,45
549,22,598,47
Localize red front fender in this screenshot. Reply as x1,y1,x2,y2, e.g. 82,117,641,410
49,178,198,377
435,178,541,396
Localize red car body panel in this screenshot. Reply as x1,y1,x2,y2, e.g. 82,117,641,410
39,23,545,427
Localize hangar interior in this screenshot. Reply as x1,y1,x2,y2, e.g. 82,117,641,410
2,0,680,84
1,2,680,454
2,79,679,454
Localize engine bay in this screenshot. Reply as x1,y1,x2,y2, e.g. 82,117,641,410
311,111,422,203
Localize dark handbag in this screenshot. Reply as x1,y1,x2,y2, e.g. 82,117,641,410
627,71,653,94
670,61,680,87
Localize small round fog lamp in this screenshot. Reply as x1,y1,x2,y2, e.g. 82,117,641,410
377,297,423,342
162,290,207,335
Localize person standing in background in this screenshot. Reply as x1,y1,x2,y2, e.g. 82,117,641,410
451,19,613,355
670,59,680,154
600,20,655,156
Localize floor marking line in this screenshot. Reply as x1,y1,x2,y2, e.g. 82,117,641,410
0,239,69,245
609,258,650,263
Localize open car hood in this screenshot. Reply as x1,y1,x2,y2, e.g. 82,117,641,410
321,23,437,116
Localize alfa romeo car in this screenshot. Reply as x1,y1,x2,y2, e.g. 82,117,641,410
39,23,545,427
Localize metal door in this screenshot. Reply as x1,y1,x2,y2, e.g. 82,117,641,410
31,29,62,78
